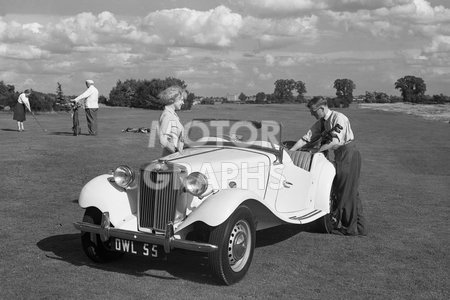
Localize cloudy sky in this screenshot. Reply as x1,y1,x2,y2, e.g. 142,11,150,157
0,0,449,97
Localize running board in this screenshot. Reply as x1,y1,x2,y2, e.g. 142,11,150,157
288,209,325,224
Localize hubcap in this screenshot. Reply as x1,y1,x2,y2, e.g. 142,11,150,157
227,220,251,272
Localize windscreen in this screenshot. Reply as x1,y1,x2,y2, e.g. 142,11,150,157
185,119,282,151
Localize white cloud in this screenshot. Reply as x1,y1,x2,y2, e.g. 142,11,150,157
385,0,436,18
0,12,158,56
238,0,438,18
175,67,196,77
187,81,228,90
53,11,156,46
0,70,36,90
211,60,241,73
241,0,442,16
253,67,273,80
242,15,318,37
0,18,44,43
22,22,43,34
424,35,450,53
265,54,275,66
262,50,399,68
142,5,242,48
0,44,49,60
279,57,296,66
242,15,319,48
167,47,189,56
331,0,450,31
243,0,327,16
323,0,450,60
326,0,412,12
0,2,449,96
427,66,450,76
259,72,273,80
23,78,36,87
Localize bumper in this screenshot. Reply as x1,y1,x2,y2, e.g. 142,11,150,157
73,212,218,254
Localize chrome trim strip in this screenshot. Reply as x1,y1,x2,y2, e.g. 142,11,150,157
289,209,321,221
73,221,218,253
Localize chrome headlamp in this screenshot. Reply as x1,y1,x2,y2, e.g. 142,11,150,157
184,172,208,196
112,165,135,188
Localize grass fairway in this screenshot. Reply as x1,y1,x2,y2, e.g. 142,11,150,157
1,104,449,299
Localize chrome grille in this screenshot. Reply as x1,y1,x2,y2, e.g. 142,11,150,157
139,169,180,232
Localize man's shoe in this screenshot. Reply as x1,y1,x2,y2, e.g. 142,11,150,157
331,229,346,236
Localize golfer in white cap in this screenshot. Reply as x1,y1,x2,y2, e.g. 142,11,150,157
71,79,99,135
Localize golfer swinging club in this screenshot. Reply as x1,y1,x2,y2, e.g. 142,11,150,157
71,80,99,136
13,89,32,132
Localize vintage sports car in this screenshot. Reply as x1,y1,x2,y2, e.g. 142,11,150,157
73,119,336,285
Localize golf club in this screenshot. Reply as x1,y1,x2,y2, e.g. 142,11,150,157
31,111,47,132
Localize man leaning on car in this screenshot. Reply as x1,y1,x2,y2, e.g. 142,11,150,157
290,96,367,236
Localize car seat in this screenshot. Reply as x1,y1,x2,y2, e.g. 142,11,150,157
286,150,312,171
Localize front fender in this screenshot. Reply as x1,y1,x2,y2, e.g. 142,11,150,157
175,189,261,232
78,174,137,226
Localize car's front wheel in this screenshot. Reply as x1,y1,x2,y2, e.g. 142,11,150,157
208,205,256,285
81,207,124,263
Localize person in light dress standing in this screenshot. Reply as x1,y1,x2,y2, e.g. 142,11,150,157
157,86,187,157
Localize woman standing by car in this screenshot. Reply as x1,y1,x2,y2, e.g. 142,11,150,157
157,85,187,156
13,89,32,132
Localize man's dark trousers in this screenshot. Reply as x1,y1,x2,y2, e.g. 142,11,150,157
333,143,367,235
85,108,98,135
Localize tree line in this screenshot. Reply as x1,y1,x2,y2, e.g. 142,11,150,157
0,77,194,112
107,77,195,110
233,76,448,106
0,75,448,112
233,78,353,106
231,78,359,107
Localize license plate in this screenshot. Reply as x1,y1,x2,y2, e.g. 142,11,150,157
112,238,164,258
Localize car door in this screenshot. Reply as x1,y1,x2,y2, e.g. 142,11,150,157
274,163,314,213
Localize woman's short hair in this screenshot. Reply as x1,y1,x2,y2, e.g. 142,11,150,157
157,85,186,105
24,89,31,94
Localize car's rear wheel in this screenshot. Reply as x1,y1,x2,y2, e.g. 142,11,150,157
81,207,124,263
315,213,334,233
314,190,338,233
208,205,255,285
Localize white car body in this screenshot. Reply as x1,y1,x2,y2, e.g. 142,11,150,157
74,119,335,285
